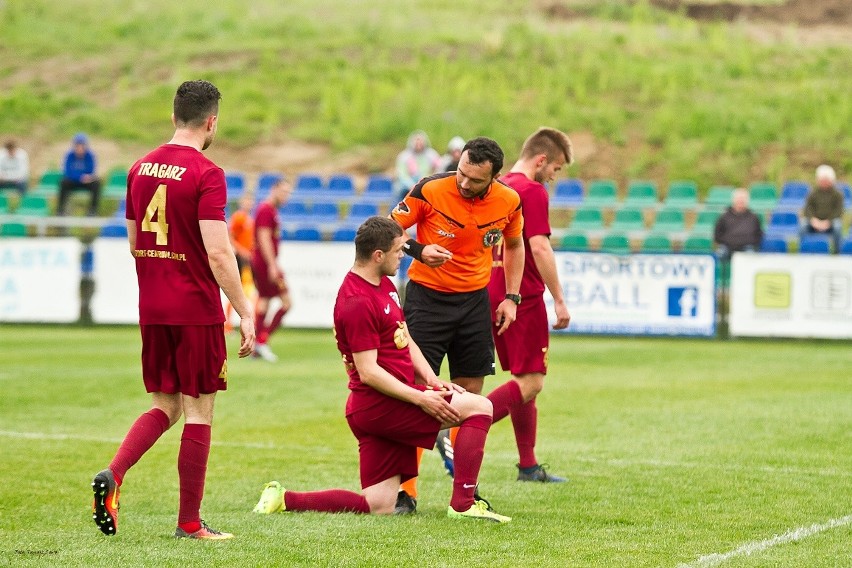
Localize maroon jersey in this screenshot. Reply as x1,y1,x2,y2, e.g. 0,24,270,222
334,271,414,414
251,202,280,268
126,144,227,325
490,171,551,298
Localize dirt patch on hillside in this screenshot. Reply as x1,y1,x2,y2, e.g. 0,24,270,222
650,0,852,26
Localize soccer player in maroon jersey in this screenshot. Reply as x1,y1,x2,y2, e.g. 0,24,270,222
252,216,511,522
90,80,256,540
485,127,573,482
250,178,293,362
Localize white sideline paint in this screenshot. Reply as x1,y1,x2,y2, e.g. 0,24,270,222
0,429,276,449
677,515,852,568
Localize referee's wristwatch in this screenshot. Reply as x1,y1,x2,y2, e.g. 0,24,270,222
505,293,522,305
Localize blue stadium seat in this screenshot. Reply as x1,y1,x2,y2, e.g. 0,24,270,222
327,174,355,197
256,172,284,201
311,201,341,222
764,211,800,239
840,239,852,255
798,235,831,254
347,202,379,221
760,237,788,253
551,179,584,208
291,226,323,241
280,201,310,220
331,226,358,242
225,171,246,201
99,223,128,238
361,175,395,203
838,182,851,208
113,199,126,218
776,181,809,211
294,173,323,195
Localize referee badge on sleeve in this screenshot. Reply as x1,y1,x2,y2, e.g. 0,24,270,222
483,228,502,247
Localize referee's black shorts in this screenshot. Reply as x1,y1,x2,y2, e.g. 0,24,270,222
403,280,495,380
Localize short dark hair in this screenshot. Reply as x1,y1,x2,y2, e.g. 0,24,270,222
462,137,504,177
520,127,574,165
173,80,221,127
355,216,403,262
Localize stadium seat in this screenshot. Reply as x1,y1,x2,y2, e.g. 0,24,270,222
651,208,686,235
331,226,358,242
663,180,699,210
839,239,852,255
764,211,800,239
748,182,778,213
600,233,631,254
16,196,50,216
704,186,735,211
681,236,713,254
0,194,8,214
327,174,355,197
610,208,646,233
113,199,126,218
551,179,584,208
838,182,851,208
32,169,62,197
640,234,672,253
559,232,589,252
99,223,128,238
311,201,341,222
280,201,310,220
584,180,618,207
104,169,129,199
293,173,323,195
361,175,395,203
798,235,831,254
569,207,605,232
291,226,323,241
623,180,658,208
256,172,285,201
0,222,27,237
776,181,809,211
225,171,246,201
760,237,788,253
691,210,720,237
347,202,379,221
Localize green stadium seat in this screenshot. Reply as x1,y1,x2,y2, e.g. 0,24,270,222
32,169,62,197
623,180,658,208
104,169,129,198
0,194,8,214
641,234,672,253
682,235,713,253
704,186,735,211
748,182,778,213
16,196,50,216
0,222,28,237
600,233,631,254
584,180,618,207
663,180,699,210
652,208,686,234
569,207,605,231
560,232,589,251
610,207,645,232
692,210,720,236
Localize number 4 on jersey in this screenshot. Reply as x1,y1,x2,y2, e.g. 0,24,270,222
142,183,169,245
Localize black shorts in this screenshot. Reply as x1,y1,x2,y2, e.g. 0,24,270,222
403,280,495,380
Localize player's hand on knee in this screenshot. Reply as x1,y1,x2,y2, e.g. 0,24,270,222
418,390,460,424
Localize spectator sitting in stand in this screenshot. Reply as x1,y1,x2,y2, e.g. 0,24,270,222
394,130,441,201
0,139,30,195
58,133,102,216
800,164,844,252
713,188,763,260
439,136,466,172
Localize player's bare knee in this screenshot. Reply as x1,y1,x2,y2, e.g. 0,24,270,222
456,391,491,419
365,493,396,515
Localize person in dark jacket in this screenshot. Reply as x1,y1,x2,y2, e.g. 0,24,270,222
58,132,102,216
714,188,763,260
800,164,844,252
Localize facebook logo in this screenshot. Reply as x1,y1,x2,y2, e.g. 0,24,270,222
668,287,698,317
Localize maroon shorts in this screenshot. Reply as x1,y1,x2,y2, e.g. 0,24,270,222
492,295,549,376
346,391,450,489
251,260,287,299
140,324,227,397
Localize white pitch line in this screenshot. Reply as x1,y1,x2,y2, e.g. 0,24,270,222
677,515,852,568
0,429,277,449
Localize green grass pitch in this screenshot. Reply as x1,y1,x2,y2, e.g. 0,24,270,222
0,325,849,567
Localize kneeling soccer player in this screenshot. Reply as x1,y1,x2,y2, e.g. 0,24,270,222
252,216,510,522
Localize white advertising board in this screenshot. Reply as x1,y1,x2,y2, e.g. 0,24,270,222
90,237,139,324
729,252,852,339
552,252,717,336
0,237,82,322
277,241,353,328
